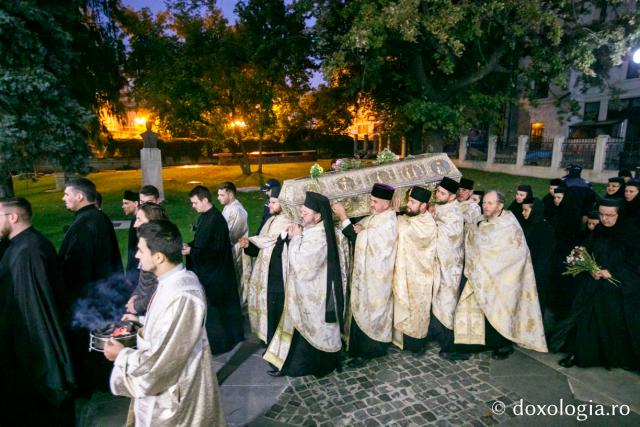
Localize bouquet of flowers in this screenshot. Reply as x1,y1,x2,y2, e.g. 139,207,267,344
563,246,620,286
376,147,399,164
309,163,324,191
309,163,324,179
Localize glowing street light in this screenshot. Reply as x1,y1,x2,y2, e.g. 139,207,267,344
633,48,640,65
229,119,247,129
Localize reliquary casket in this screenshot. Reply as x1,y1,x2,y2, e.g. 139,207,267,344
278,153,461,221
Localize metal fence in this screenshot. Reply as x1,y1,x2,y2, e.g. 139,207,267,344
614,139,640,171
443,141,459,159
525,138,553,166
605,139,624,170
494,138,518,164
466,140,488,161
560,138,596,169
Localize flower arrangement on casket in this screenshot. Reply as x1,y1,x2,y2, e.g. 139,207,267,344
277,153,461,221
563,246,620,287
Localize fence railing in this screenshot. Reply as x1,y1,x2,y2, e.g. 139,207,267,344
465,140,488,161
494,139,518,164
615,140,640,171
560,138,596,169
525,138,554,166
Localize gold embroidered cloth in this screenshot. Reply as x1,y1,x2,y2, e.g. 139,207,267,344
350,209,398,343
432,201,465,330
243,214,291,342
454,211,548,352
263,223,347,369
392,212,438,348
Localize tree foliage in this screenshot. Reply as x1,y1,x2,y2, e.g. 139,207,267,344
303,0,640,152
121,0,313,175
0,0,125,188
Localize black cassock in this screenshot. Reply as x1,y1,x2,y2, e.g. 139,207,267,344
187,206,244,354
507,200,525,227
125,217,140,285
550,219,640,371
58,204,123,395
522,199,556,314
0,228,75,426
547,193,583,317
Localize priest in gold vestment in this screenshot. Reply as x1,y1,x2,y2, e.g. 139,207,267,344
443,191,547,360
392,187,438,355
457,177,482,227
427,177,465,356
105,220,225,427
240,187,291,344
263,192,344,377
333,183,398,368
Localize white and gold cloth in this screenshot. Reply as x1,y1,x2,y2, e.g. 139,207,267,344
432,200,464,330
110,267,225,427
263,222,347,369
349,209,398,343
243,214,291,342
454,210,547,352
459,199,482,226
223,200,249,297
392,212,438,348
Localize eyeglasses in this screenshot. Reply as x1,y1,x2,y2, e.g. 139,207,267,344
599,212,618,219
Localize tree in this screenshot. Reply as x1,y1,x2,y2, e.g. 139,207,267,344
121,0,313,176
0,0,125,196
303,0,640,153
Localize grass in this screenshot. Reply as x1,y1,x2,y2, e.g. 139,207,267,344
12,161,605,265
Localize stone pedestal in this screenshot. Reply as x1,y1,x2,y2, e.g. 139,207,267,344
140,148,165,201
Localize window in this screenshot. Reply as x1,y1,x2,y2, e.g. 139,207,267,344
530,123,544,148
583,102,600,121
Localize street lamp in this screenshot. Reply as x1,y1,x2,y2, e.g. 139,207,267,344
229,119,246,129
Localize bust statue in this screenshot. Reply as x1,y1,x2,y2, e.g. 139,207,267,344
140,121,158,149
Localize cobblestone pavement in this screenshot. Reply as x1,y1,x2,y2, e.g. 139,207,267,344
262,346,523,426
260,345,640,427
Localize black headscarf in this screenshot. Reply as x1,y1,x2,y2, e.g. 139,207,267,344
303,192,344,331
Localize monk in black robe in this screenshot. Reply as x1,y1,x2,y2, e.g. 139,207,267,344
547,186,582,318
542,178,563,221
603,177,625,199
184,186,244,354
122,190,140,286
59,178,124,395
624,179,640,227
507,184,533,227
0,198,75,426
552,199,640,371
522,197,555,319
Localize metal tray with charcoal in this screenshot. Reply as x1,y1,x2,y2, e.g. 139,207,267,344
89,320,140,352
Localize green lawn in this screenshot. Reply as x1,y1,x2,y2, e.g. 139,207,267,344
11,161,605,265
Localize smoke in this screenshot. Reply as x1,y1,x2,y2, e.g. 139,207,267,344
71,273,134,330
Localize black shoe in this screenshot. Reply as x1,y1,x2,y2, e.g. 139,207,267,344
346,357,367,368
439,351,470,361
558,355,576,368
267,370,285,377
491,346,514,360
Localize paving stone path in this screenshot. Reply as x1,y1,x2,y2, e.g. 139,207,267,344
262,346,527,426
